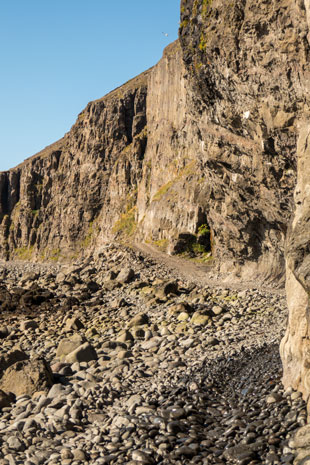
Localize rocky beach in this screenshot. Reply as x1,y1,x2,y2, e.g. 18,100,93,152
0,246,308,465
2,0,310,463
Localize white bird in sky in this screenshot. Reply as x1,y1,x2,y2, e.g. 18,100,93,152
162,32,169,37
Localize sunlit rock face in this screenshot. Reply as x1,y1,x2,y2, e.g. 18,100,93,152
4,0,310,402
0,0,309,289
280,122,310,403
0,72,149,261
178,0,310,280
279,1,310,405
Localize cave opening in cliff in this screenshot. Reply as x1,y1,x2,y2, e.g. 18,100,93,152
195,212,212,257
170,210,212,262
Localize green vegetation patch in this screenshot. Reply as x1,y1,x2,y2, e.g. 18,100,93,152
15,246,34,261
195,61,203,71
125,188,138,211
192,0,199,17
152,160,197,203
49,248,61,262
112,207,137,237
152,180,175,202
176,223,212,263
153,238,169,250
184,249,212,264
81,221,96,249
202,0,213,17
146,238,169,251
199,32,207,51
198,223,210,236
180,19,189,29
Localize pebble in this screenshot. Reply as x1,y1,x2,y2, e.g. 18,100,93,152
0,247,305,464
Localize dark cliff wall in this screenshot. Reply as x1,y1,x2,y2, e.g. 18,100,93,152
1,0,309,284
0,72,148,261
178,0,309,279
3,0,310,411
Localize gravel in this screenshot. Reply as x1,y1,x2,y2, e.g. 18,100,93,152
0,245,305,464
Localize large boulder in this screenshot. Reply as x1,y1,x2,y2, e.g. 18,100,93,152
281,122,310,406
0,326,9,339
116,267,135,284
65,342,97,364
0,349,29,378
128,313,149,328
56,334,85,359
289,424,310,464
0,357,54,397
0,389,15,409
20,320,39,331
63,316,85,332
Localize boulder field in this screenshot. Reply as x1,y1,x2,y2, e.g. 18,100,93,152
0,247,307,464
2,0,310,462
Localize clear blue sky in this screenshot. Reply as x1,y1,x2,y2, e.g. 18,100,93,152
0,0,180,171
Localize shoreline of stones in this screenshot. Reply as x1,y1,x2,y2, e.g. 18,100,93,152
0,245,308,464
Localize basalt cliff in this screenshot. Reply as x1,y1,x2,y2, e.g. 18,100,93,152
1,1,310,401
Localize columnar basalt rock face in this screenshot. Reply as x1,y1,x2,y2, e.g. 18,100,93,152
136,42,212,249
179,0,310,279
0,0,309,288
0,73,149,260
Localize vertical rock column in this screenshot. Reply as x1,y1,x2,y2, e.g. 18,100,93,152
281,122,310,407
